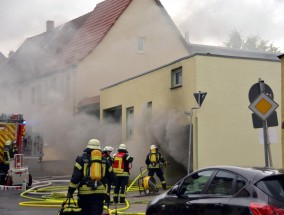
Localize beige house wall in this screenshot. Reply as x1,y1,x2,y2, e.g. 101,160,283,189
74,0,188,105
196,56,281,169
100,55,282,170
281,56,284,167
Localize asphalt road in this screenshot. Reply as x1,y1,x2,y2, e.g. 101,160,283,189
0,158,160,215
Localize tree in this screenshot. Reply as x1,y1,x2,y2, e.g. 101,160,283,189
223,29,281,53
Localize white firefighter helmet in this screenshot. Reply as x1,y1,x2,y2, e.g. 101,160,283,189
103,146,114,152
150,145,157,150
87,139,101,150
119,143,127,150
5,140,12,146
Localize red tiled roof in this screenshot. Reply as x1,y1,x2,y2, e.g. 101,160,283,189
53,0,132,70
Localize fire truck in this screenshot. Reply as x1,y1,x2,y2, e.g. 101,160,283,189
0,113,43,186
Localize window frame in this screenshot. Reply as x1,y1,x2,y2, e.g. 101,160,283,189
171,67,182,88
137,36,146,53
126,106,134,139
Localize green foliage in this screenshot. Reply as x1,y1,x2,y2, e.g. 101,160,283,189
223,29,281,53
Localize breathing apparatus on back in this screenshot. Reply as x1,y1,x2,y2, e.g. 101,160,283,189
150,145,158,164
84,139,104,190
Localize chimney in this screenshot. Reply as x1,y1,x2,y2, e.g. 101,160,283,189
46,20,54,32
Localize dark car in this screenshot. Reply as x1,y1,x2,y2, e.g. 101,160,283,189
146,166,284,215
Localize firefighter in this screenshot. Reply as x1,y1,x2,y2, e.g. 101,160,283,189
145,145,167,190
113,143,134,204
2,140,12,173
102,146,114,204
102,146,114,166
11,140,18,158
67,139,114,215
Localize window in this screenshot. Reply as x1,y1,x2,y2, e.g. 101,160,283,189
137,37,145,53
126,107,134,139
171,67,182,88
180,170,214,195
235,176,249,197
207,170,236,195
256,175,284,201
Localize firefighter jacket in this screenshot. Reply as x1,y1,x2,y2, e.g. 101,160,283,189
145,151,166,169
3,148,10,165
113,149,133,177
68,149,114,196
102,152,114,166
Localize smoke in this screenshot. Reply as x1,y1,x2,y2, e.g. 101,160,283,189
125,105,188,179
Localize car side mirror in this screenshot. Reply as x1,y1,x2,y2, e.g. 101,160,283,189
171,184,180,196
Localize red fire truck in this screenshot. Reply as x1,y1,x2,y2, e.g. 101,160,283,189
0,113,41,186
0,114,26,164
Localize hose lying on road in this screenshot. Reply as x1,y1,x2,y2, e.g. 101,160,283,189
18,169,155,215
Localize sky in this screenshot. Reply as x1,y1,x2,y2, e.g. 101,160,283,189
0,0,284,57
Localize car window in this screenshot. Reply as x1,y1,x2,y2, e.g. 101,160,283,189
179,170,214,195
256,175,284,201
234,176,250,197
207,170,235,195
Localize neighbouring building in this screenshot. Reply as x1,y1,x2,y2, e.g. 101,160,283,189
0,0,189,157
100,45,281,179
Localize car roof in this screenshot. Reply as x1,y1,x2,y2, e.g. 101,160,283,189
196,166,284,183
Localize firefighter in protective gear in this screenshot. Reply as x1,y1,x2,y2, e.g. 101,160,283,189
113,143,134,204
102,146,114,204
102,146,114,166
11,140,18,158
67,139,115,215
1,140,12,173
145,145,167,190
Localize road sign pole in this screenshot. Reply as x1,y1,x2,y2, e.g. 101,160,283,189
188,110,193,174
186,91,207,174
263,120,269,167
259,80,270,167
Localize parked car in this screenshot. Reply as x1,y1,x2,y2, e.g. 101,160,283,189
146,166,284,215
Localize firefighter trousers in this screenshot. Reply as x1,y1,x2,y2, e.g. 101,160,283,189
78,193,105,215
113,176,129,203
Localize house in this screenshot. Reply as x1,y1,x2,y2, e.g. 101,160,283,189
0,0,189,158
100,45,281,179
278,54,284,165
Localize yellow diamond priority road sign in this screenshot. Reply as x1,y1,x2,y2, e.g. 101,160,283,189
249,93,278,120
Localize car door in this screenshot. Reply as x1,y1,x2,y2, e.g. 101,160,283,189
185,170,237,215
163,169,216,215
227,175,251,214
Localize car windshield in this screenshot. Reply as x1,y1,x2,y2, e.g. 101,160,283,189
256,175,284,202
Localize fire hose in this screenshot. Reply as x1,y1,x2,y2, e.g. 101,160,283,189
17,169,156,215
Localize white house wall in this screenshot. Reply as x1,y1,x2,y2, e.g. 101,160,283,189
75,0,188,105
